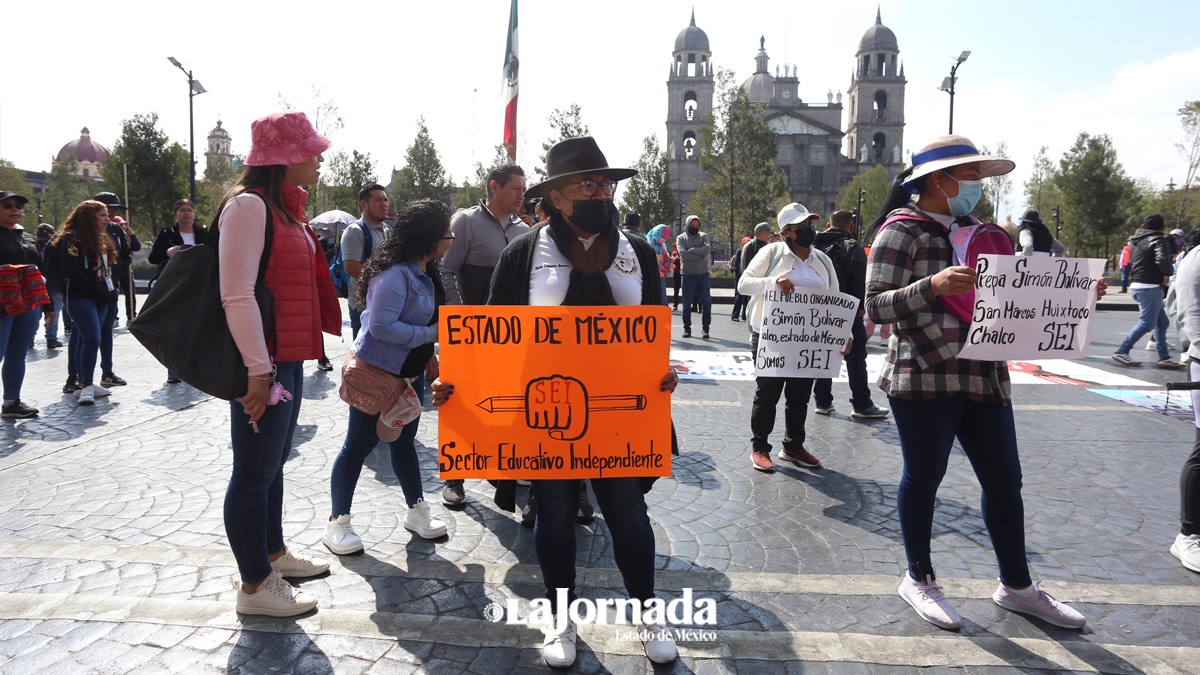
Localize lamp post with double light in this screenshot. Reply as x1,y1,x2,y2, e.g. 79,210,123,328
167,57,206,203
937,51,971,135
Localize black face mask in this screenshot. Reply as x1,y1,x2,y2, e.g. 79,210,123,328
687,225,700,235
567,199,617,234
790,225,816,248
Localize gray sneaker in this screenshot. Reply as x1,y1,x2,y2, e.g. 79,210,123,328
814,404,835,416
1111,353,1141,367
992,582,1086,628
851,404,889,419
442,480,466,506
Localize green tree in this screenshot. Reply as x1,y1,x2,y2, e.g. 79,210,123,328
1056,132,1136,257
392,118,452,206
1172,100,1200,227
100,113,190,238
837,164,892,235
980,141,1012,222
0,159,37,227
41,158,98,227
455,144,510,210
1023,145,1066,216
196,154,241,223
619,135,678,230
534,105,589,181
319,150,377,214
692,68,788,259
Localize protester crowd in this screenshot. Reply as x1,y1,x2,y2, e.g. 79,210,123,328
3,117,1198,669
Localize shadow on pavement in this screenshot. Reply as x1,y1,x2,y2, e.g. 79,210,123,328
226,627,333,674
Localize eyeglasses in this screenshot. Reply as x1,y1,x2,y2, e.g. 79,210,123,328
571,180,617,198
440,235,456,240
0,202,23,210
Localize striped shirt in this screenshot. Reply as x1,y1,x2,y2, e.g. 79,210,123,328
864,205,1010,402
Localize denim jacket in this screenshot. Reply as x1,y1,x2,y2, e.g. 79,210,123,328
353,261,438,374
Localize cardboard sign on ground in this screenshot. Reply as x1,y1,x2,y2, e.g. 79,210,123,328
437,305,672,480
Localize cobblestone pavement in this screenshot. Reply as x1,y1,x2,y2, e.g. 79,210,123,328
1,306,1198,674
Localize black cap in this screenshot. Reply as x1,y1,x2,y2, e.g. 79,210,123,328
624,211,641,227
92,192,125,209
0,191,29,207
1142,213,1166,230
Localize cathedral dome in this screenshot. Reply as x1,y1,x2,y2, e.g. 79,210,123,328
859,10,898,52
742,72,774,103
674,11,709,52
56,127,109,165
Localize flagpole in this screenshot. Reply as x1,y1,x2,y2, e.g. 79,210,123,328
503,0,519,162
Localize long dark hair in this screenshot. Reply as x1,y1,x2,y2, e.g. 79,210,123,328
220,165,305,227
357,199,450,307
53,199,116,261
864,166,922,243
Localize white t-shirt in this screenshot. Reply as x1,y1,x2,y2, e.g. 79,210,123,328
783,248,828,291
529,229,643,306
180,232,195,246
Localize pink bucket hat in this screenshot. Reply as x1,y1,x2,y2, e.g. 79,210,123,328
244,111,333,166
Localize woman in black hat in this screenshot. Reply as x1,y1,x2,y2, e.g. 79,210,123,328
431,137,679,668
0,190,50,418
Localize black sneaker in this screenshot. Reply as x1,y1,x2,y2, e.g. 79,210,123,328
316,356,334,372
682,329,692,338
100,372,128,387
576,486,595,524
702,327,710,338
442,480,466,506
1,400,39,419
166,376,182,384
521,494,537,528
62,375,79,394
46,339,63,349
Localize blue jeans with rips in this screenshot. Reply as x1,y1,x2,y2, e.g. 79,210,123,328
224,361,305,584
330,375,426,515
1117,286,1170,360
889,394,1030,587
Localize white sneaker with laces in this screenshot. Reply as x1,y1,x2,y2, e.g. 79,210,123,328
898,572,961,630
270,547,330,578
541,620,577,668
322,514,364,555
235,570,317,617
992,581,1086,629
403,499,448,539
1171,533,1200,573
77,385,95,406
638,621,678,664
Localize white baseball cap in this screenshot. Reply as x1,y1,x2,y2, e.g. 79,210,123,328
777,202,820,229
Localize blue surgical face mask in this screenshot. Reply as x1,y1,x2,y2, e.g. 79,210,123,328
941,177,982,218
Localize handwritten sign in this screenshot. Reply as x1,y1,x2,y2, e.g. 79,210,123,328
958,255,1105,361
437,305,672,480
754,289,858,378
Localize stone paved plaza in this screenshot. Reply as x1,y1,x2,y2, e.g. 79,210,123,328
1,302,1198,674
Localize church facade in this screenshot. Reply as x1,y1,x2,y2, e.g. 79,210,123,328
666,10,906,223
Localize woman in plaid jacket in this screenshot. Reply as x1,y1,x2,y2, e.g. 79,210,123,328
864,135,1102,633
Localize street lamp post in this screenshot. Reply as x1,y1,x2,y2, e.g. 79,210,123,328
938,51,971,134
167,57,206,203
856,188,866,240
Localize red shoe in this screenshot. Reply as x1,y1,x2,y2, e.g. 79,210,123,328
778,447,821,468
750,449,774,472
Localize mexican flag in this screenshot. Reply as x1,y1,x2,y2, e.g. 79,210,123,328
503,0,519,161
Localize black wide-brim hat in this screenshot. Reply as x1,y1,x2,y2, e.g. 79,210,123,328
1019,209,1046,227
525,136,637,198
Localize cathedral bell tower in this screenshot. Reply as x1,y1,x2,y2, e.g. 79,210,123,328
846,8,906,169
665,10,714,223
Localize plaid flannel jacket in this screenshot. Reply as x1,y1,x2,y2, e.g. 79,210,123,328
864,206,1010,403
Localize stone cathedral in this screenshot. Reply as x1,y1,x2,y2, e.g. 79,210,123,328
666,9,907,221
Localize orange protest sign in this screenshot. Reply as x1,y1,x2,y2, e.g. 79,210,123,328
437,305,673,480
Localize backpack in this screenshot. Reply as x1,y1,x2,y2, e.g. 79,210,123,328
814,233,859,285
880,214,1013,325
329,223,373,298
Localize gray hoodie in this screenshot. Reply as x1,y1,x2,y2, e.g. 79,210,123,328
676,223,711,276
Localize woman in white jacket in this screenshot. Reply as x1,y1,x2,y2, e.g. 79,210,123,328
738,203,842,472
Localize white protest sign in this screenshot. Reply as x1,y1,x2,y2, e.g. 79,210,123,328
755,288,859,378
958,255,1104,361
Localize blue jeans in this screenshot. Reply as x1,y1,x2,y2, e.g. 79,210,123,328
66,297,108,386
814,315,874,411
532,478,656,614
331,375,426,515
224,361,305,584
681,273,711,331
44,291,64,342
349,305,363,339
659,278,668,307
1117,287,1169,360
889,394,1030,587
1,309,40,400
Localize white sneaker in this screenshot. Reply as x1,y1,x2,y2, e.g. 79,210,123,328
269,547,329,578
638,621,678,664
89,384,111,398
77,385,95,406
992,582,1086,629
235,570,317,617
1171,533,1200,573
898,572,961,630
541,620,577,668
403,499,447,539
322,514,364,555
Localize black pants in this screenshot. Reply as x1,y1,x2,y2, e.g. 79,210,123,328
113,265,136,321
813,315,874,411
750,376,814,453
1185,428,1200,536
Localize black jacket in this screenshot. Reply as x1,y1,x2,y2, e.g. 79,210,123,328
106,222,141,267
149,224,209,266
813,228,867,304
1128,228,1174,285
57,229,118,305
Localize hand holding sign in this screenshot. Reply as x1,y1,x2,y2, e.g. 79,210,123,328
526,375,588,440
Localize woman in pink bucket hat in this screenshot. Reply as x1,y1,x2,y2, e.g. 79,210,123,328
219,111,343,617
